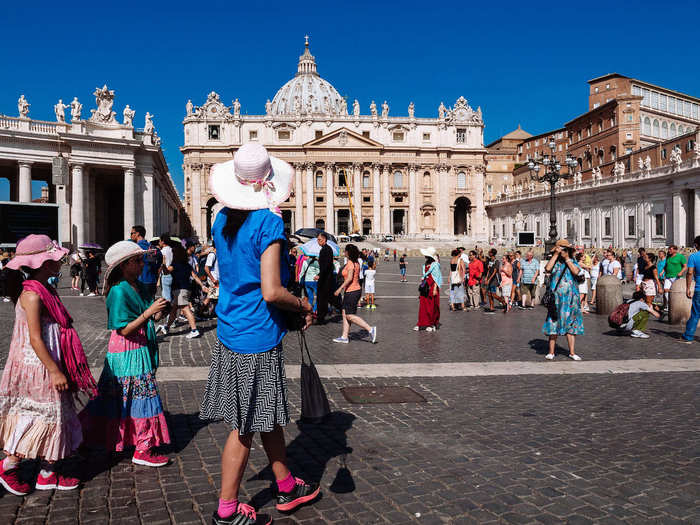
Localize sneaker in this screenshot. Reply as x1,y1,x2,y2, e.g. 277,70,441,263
0,467,31,496
79,293,84,296
212,504,272,525
276,477,320,512
425,326,435,332
36,471,80,491
369,326,377,344
2,297,10,302
545,354,554,360
630,330,649,339
370,304,377,310
186,329,200,339
412,326,420,331
332,337,349,344
177,315,187,323
483,309,496,314
157,324,168,335
365,304,371,309
87,293,96,297
132,449,169,467
568,354,582,361
676,338,693,344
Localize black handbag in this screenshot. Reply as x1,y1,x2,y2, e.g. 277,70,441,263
418,279,430,297
299,331,331,423
542,265,567,320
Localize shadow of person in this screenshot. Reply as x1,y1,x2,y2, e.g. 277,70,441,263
247,411,356,510
528,337,568,356
164,411,212,454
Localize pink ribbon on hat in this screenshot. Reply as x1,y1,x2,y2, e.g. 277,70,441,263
15,240,61,257
237,171,282,216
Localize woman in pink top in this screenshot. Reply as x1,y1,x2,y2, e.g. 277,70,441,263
333,244,376,344
500,254,513,313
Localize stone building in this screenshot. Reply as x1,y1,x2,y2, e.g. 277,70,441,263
181,39,488,241
0,86,188,248
485,125,531,200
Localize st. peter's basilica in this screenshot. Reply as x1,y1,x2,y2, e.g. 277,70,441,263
181,38,488,241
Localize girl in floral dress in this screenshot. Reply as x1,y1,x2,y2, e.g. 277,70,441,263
80,241,170,466
0,235,96,495
542,240,584,361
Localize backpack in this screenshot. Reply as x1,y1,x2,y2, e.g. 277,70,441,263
608,302,630,329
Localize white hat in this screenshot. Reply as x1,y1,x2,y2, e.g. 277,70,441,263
420,247,438,259
104,240,145,283
208,143,294,212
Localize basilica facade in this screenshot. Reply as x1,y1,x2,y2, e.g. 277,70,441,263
181,39,487,241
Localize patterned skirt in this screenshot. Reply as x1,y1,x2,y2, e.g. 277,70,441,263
199,340,289,435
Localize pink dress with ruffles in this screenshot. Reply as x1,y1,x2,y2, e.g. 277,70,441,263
0,302,82,461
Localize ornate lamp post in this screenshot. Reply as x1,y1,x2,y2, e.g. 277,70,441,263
527,138,578,254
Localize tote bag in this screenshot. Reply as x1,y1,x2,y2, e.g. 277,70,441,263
299,331,331,422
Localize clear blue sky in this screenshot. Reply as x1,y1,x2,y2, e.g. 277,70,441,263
2,0,698,201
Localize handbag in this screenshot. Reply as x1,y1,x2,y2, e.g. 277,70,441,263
542,264,567,320
418,279,430,297
299,331,331,423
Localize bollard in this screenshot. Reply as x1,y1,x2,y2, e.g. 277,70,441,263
669,278,692,325
595,274,623,315
623,260,634,283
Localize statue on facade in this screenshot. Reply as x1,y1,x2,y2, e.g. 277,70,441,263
265,99,273,116
123,104,135,126
381,100,389,118
17,95,30,118
669,145,682,170
89,84,117,124
340,97,347,116
528,181,535,193
694,141,700,161
408,102,415,119
370,100,377,117
515,210,525,231
54,99,68,122
144,112,154,134
438,101,446,119
294,96,302,116
352,99,360,117
186,99,194,116
306,97,313,115
231,98,240,118
644,155,652,174
613,161,625,179
637,157,644,170
70,97,82,121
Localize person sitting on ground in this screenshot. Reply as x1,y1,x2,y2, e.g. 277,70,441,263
625,290,660,338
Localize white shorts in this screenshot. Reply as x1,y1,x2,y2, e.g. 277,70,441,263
664,277,677,291
364,282,375,294
635,274,643,286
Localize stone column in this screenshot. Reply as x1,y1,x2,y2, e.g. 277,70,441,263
408,164,417,235
56,183,70,246
694,189,700,239
71,164,84,248
190,164,203,239
143,170,155,238
473,166,486,241
294,163,303,232
352,163,362,233
87,171,96,243
124,168,136,239
372,164,381,234
305,164,314,227
672,192,685,246
437,164,450,235
18,162,32,202
381,164,391,233
325,163,334,233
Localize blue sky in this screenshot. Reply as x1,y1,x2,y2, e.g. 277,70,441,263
2,0,698,201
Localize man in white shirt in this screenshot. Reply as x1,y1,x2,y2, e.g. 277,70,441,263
205,246,219,301
600,250,622,279
158,234,174,302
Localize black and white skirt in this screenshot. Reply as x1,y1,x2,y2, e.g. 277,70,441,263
199,339,290,435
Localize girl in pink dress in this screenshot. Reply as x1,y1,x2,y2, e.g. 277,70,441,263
0,235,96,496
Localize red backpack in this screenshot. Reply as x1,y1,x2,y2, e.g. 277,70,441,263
608,302,630,329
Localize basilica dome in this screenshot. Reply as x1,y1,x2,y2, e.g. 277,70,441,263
269,39,347,117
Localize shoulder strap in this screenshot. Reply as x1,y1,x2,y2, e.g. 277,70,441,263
553,263,568,291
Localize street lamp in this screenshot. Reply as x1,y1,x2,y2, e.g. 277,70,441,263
527,138,578,254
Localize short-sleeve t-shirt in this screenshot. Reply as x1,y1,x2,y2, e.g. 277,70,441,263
342,262,361,292
137,239,161,285
686,252,700,291
213,208,289,354
206,251,219,281
161,245,173,267
521,258,539,283
364,268,376,287
665,253,686,278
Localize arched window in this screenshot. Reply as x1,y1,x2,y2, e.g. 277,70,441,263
652,119,660,138
315,170,324,188
661,121,668,139
393,170,403,188
597,150,604,164
678,125,685,135
456,171,466,189
423,172,431,189
338,169,347,187
670,123,677,137
362,171,370,188
315,218,325,230
610,146,616,161
643,117,651,136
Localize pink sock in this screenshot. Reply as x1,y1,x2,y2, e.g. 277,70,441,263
277,472,295,493
217,498,238,518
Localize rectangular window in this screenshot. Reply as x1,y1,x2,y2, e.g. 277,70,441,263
566,219,572,237
362,174,370,188
526,142,531,149
632,85,641,96
393,131,405,142
456,128,466,143
362,131,370,138
642,89,650,107
684,101,691,117
626,132,632,139
493,225,497,237
593,103,600,109
249,130,258,140
660,94,667,111
661,148,667,159
395,196,403,203
536,221,541,237
627,215,636,236
208,125,220,140
315,130,322,139
422,133,431,141
315,174,323,188
604,217,611,236
651,91,659,109
316,196,324,203
577,130,582,141
669,97,676,114
363,196,370,203
625,147,632,154
584,218,590,237
486,184,493,193
627,114,633,122
692,103,699,120
277,130,290,140
502,224,506,236
655,214,664,236
518,145,522,153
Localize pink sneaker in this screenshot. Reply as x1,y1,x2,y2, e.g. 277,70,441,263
37,471,80,491
132,449,169,467
0,467,31,496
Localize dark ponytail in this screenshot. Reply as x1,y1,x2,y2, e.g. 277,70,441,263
221,209,250,241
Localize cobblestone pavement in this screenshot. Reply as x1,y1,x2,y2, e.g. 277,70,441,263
0,259,697,368
0,373,697,524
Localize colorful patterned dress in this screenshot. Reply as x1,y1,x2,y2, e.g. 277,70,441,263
0,300,82,461
542,260,585,336
81,280,170,451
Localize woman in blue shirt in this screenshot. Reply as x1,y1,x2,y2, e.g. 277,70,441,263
199,144,318,525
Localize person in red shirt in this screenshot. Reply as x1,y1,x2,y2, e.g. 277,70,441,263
467,250,483,310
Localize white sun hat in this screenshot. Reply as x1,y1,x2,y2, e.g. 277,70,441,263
208,143,294,213
420,247,438,259
104,240,145,283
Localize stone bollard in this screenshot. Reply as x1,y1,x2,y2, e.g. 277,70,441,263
623,260,634,283
668,278,692,325
595,274,623,315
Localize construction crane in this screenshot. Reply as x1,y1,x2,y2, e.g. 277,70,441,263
344,169,360,235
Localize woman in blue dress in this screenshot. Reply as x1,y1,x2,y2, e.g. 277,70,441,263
542,240,584,361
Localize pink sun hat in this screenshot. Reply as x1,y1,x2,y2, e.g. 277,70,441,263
6,234,68,270
208,143,294,212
